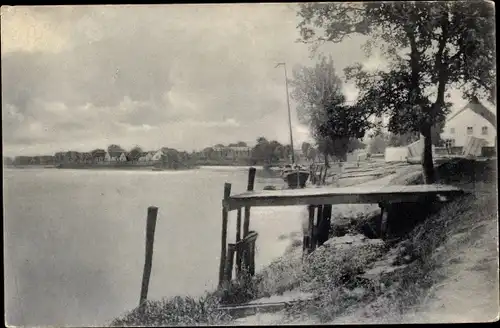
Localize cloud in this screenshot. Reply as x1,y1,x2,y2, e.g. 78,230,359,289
1,4,383,156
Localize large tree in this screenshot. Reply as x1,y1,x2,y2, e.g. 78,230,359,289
297,2,495,183
251,137,284,164
290,55,374,167
128,146,144,162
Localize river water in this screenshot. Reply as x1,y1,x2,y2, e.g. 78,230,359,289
4,167,304,326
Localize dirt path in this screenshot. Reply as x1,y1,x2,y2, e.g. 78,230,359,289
402,218,499,323
330,201,499,325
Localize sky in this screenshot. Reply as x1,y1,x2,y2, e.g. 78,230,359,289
1,4,480,157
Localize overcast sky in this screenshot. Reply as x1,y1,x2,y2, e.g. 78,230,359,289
1,4,475,157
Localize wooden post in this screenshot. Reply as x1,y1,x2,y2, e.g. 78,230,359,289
240,245,249,278
306,205,315,255
317,204,332,247
235,208,243,279
139,206,159,308
218,183,232,288
223,243,236,286
379,203,391,240
249,239,256,276
312,205,323,250
243,167,256,237
239,231,258,277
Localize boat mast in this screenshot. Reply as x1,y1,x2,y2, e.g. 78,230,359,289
276,62,295,164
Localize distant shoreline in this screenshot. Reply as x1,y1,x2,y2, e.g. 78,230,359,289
4,164,196,171
3,163,280,170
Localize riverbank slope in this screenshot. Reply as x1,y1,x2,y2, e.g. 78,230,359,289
110,158,497,326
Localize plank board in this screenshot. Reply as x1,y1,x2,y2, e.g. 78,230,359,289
224,184,465,210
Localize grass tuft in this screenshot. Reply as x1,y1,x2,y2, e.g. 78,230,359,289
110,292,232,327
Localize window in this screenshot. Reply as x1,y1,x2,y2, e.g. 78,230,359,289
450,127,455,134
445,139,455,148
467,127,473,135
482,126,488,135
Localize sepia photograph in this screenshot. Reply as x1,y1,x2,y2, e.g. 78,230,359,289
2,2,498,326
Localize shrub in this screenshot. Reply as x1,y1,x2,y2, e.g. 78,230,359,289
110,293,231,327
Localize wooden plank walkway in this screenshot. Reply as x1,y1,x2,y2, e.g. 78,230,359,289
224,184,465,211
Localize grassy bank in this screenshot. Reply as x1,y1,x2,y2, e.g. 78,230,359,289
111,158,497,326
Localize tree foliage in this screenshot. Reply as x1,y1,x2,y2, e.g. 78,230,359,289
290,55,374,165
107,144,125,156
251,137,288,164
387,132,420,147
297,1,495,182
128,146,144,161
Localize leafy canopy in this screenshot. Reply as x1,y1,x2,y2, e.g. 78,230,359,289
297,1,495,136
289,55,373,161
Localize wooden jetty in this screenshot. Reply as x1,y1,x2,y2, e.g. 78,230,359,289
218,167,466,288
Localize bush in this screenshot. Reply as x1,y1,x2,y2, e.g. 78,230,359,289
110,293,231,327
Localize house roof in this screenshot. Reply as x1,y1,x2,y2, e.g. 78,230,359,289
447,98,496,128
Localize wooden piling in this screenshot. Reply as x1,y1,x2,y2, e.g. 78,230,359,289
249,239,256,276
312,205,323,250
240,231,258,277
306,205,315,254
218,183,232,288
317,204,332,247
223,243,236,286
243,167,256,237
139,206,159,308
235,208,242,278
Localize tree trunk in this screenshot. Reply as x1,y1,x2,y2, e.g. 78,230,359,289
421,125,436,184
323,153,330,168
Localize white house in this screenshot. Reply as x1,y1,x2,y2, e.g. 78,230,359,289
151,150,164,162
119,152,127,162
105,152,121,162
212,146,252,160
440,99,496,148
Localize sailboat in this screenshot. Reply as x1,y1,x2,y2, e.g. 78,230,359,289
275,62,310,189
281,163,310,189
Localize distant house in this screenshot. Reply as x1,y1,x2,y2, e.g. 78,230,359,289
440,98,496,149
139,151,154,162
213,145,252,160
105,151,121,162
138,152,148,162
151,149,164,162
118,152,127,162
91,149,107,163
